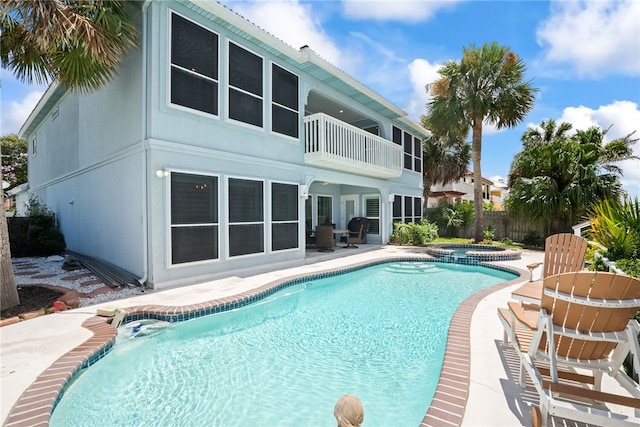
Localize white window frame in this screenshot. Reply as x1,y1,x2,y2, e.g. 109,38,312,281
363,194,380,235
226,175,266,258
225,40,265,130
269,61,300,141
269,180,301,253
167,10,220,119
166,169,221,268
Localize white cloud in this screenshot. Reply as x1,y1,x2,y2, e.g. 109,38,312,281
1,90,44,135
536,0,640,77
221,0,342,66
405,58,440,121
342,0,460,22
557,100,640,199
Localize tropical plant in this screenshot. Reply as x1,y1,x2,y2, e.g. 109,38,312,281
483,226,495,242
420,129,471,210
588,197,640,261
424,41,537,242
0,0,138,310
1,134,28,189
390,220,438,246
506,121,638,235
426,201,474,238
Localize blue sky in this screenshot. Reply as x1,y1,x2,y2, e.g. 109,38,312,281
2,0,639,197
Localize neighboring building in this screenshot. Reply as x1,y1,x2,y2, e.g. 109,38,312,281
427,170,507,209
18,0,427,290
6,183,30,216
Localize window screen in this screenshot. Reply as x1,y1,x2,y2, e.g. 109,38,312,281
404,197,413,223
414,196,422,218
272,183,299,251
170,13,218,115
170,173,219,264
271,64,299,138
392,126,402,145
228,178,264,257
228,43,263,127
392,195,401,220
414,136,422,173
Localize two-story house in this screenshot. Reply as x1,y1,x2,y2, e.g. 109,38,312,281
428,170,504,209
18,0,427,290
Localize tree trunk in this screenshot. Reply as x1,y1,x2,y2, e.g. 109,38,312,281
1,189,20,310
472,119,484,242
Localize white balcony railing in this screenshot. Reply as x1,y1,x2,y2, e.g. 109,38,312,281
303,113,403,179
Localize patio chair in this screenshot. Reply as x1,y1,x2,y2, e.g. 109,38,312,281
511,233,588,305
344,224,364,248
498,271,640,427
316,225,335,252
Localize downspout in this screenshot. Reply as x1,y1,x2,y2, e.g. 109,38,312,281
138,0,152,286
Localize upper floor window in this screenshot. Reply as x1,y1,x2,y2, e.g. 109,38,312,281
170,13,219,116
392,126,422,173
271,64,299,138
228,42,263,128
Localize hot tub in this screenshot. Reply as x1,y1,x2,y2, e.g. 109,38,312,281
426,243,521,264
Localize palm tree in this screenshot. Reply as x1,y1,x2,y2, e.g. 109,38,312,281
0,0,137,310
419,128,471,210
506,123,638,234
423,42,537,242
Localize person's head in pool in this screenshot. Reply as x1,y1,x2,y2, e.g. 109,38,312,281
334,394,364,427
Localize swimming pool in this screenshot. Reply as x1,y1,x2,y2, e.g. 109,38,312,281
50,261,517,426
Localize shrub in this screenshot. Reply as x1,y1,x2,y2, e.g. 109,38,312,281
616,259,640,279
522,230,542,247
425,201,474,237
483,226,495,242
8,196,66,257
390,220,438,245
588,197,640,261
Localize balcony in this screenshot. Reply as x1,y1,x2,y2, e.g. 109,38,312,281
303,113,403,179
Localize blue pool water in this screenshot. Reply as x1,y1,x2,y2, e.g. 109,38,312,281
50,261,516,426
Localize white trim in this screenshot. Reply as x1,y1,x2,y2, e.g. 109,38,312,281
269,179,302,253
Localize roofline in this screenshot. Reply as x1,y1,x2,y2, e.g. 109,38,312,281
18,80,62,139
19,0,430,139
193,1,429,136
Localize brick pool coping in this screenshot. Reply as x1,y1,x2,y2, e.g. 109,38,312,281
3,257,527,427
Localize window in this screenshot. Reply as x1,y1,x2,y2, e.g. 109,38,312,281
414,136,422,173
170,173,219,264
31,137,37,156
404,196,413,223
228,42,263,127
228,178,264,256
271,183,299,251
271,64,299,138
170,13,218,115
393,126,422,173
392,195,422,224
364,196,380,234
317,196,333,225
392,195,402,223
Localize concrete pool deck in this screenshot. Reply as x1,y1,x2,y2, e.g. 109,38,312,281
0,245,634,426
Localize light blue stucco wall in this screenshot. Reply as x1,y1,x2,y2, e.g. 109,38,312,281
21,0,424,290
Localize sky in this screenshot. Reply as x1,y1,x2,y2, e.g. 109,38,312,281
1,0,639,198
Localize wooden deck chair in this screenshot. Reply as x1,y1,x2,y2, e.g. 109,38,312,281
511,233,588,305
499,271,640,427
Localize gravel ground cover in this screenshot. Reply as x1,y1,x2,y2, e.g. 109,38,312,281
12,255,146,307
